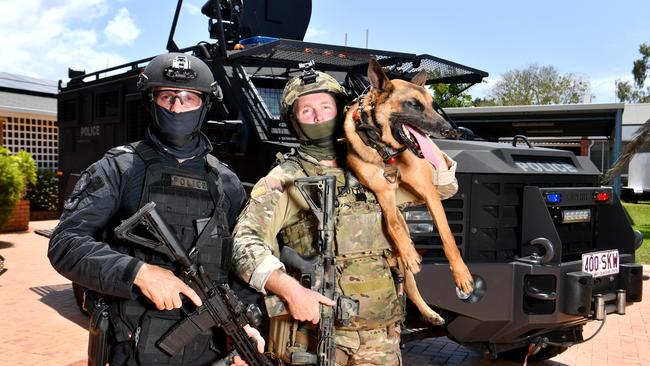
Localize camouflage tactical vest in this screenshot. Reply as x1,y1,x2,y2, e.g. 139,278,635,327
277,153,402,330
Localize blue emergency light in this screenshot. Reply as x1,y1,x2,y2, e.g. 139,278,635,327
545,193,562,204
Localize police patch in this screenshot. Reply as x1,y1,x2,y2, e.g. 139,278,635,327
63,197,80,211
171,175,208,191
70,172,91,198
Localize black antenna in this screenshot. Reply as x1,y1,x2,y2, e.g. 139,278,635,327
200,0,228,57
211,1,228,57
166,0,183,52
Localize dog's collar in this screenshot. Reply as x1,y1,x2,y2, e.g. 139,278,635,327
353,94,405,170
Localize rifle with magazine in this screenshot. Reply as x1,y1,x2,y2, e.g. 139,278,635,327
279,176,359,366
114,201,271,366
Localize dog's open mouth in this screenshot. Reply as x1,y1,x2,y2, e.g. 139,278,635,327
396,123,443,169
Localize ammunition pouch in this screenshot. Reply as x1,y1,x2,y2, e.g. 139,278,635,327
197,236,233,285
85,290,111,366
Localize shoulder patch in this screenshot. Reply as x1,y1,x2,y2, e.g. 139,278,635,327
250,176,286,199
69,171,91,198
250,184,267,199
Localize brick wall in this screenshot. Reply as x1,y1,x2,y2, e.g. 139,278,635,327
2,199,30,232
30,210,59,221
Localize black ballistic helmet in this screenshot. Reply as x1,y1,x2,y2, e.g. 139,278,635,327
137,52,223,153
137,52,221,100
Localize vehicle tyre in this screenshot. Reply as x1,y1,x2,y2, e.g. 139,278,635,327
621,188,638,203
498,344,568,362
72,282,89,315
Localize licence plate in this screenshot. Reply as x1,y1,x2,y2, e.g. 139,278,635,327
582,249,619,277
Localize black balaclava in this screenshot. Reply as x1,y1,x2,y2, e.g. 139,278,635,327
145,104,211,159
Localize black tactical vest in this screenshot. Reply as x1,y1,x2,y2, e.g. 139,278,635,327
131,141,232,284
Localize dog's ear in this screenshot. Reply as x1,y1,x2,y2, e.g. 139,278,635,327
411,71,428,87
368,59,393,93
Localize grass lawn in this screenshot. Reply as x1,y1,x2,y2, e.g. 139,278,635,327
622,201,650,264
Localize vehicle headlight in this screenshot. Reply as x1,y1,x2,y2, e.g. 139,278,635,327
407,223,434,233
404,210,432,221
561,208,591,224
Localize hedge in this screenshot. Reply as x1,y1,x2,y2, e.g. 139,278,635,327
0,148,37,230
27,170,59,212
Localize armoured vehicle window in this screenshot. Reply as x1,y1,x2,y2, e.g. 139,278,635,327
125,96,149,142
95,90,120,120
257,87,282,118
59,98,77,123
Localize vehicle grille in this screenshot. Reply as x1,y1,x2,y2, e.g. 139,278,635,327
406,173,598,263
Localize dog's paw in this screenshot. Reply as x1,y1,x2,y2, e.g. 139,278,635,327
399,249,422,274
451,265,474,294
423,310,445,326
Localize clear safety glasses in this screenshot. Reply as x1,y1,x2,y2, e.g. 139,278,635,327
154,89,204,109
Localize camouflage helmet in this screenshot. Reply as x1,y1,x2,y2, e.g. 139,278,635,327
280,70,347,122
137,52,220,96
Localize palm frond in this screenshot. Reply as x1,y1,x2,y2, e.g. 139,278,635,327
603,117,650,183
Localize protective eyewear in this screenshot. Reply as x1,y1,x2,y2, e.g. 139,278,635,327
154,90,203,109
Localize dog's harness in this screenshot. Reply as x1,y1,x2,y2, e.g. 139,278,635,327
352,94,406,183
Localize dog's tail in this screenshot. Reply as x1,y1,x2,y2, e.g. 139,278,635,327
603,117,650,183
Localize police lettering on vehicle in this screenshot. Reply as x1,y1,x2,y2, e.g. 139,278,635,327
80,125,101,137
514,158,578,173
515,161,578,173
170,175,208,191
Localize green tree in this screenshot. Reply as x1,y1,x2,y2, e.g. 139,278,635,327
472,97,498,107
488,65,591,105
616,43,650,103
0,148,37,230
429,83,475,108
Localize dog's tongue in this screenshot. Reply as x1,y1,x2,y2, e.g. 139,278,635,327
405,125,441,169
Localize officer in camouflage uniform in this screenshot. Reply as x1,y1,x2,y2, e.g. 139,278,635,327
232,68,458,365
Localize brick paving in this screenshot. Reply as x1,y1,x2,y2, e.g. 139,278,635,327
0,220,87,366
1,220,648,365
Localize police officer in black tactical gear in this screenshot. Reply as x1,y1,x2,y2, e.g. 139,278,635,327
48,52,264,366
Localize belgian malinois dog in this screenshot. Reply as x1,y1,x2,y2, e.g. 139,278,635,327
343,59,474,324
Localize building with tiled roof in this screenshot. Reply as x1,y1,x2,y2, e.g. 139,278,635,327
0,72,58,170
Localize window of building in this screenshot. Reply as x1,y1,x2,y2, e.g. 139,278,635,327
2,116,58,170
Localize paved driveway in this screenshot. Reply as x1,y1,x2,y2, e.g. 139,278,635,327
1,220,649,365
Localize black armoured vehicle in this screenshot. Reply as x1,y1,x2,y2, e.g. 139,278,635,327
55,0,644,361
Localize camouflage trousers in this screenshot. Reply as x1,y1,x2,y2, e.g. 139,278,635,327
334,323,401,366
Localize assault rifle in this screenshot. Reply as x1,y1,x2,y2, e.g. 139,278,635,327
114,201,271,366
280,176,359,366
